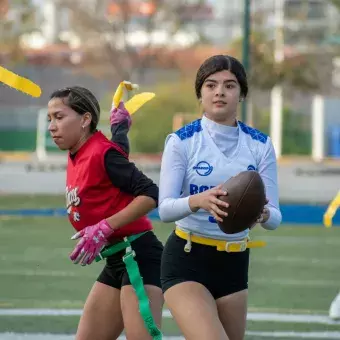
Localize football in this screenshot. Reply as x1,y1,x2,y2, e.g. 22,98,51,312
217,170,266,234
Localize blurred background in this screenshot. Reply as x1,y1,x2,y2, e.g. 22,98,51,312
0,0,340,339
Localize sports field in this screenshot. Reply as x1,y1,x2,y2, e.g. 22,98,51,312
0,194,340,339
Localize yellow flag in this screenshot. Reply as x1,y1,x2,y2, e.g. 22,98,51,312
125,92,155,115
0,66,42,97
323,191,340,228
112,81,138,107
112,80,155,115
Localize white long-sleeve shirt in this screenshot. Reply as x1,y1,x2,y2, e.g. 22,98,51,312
158,115,282,240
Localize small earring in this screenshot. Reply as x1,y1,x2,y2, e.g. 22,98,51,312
82,125,85,129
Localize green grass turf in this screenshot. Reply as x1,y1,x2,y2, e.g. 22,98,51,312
0,194,65,210
0,194,340,337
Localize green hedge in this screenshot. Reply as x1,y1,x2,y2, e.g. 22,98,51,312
0,130,37,151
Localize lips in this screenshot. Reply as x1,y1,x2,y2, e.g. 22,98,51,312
213,101,227,105
52,136,62,142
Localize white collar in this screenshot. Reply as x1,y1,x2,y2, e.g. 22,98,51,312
202,115,239,135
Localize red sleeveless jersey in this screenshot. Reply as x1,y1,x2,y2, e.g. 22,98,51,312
66,131,153,239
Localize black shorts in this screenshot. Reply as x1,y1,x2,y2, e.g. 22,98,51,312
161,231,249,300
97,231,163,289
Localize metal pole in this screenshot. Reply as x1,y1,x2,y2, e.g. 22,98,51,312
311,95,325,162
270,0,284,158
241,0,251,122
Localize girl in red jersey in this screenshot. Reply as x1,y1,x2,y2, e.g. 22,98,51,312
48,86,163,340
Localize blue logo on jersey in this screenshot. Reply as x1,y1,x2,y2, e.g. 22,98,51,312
247,164,257,171
193,161,213,176
190,184,215,195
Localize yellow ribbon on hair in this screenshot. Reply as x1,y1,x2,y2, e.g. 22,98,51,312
0,65,42,97
112,80,155,115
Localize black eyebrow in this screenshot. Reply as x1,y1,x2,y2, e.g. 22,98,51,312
204,79,237,84
48,110,63,116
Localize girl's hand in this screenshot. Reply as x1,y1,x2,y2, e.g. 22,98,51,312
69,219,114,266
189,184,229,223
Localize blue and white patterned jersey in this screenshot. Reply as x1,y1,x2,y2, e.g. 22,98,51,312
159,115,281,240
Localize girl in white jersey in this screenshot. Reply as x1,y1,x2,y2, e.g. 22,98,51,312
159,55,282,340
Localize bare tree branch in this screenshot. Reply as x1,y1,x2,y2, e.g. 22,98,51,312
56,0,210,82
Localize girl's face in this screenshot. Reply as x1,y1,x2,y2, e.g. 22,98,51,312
47,97,90,152
200,70,242,125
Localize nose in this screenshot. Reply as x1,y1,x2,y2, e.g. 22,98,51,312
214,84,225,97
48,120,56,132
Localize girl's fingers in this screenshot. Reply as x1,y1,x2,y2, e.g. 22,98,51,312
211,204,228,219
214,198,229,209
210,209,224,223
214,189,227,197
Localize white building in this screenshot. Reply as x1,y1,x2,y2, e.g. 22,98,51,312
30,0,340,50
203,0,339,48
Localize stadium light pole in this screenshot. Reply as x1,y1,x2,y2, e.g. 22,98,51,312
241,0,251,123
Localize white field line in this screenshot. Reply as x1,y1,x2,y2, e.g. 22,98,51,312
252,278,339,288
2,332,340,339
258,236,340,246
0,309,340,325
245,331,340,338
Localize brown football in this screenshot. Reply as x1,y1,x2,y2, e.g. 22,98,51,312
217,170,266,234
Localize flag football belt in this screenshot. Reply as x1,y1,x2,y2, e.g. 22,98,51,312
95,231,162,340
175,227,266,253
